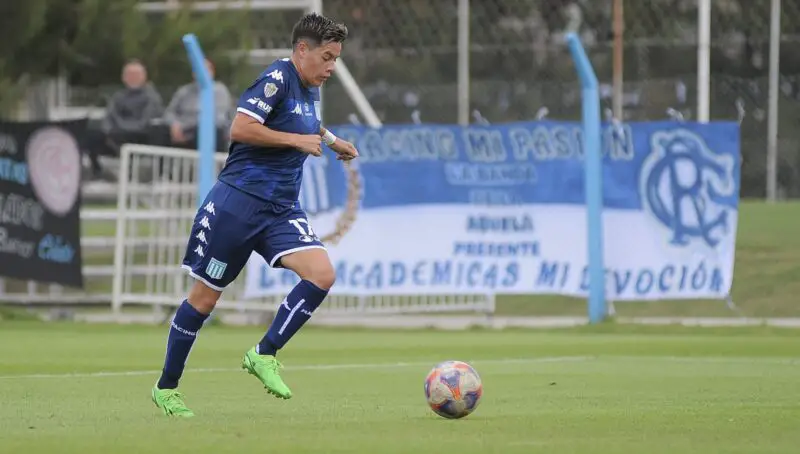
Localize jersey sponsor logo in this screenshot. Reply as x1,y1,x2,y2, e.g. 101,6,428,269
267,70,284,83
263,83,279,98
247,97,273,114
206,258,227,280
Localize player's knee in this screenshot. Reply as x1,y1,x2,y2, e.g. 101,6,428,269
281,249,336,290
187,280,222,314
305,263,336,290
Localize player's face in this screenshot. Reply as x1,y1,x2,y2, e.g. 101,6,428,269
300,40,342,87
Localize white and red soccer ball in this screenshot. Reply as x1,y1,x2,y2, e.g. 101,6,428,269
424,360,483,419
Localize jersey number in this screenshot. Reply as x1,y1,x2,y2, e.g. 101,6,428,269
289,218,316,237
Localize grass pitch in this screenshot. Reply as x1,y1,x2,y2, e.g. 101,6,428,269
1,322,799,453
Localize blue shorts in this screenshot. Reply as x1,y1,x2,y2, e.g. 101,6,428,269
181,181,325,291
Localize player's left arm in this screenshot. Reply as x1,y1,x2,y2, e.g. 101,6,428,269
320,126,358,161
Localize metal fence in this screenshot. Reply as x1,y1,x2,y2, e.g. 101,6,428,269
3,0,798,312
37,0,797,199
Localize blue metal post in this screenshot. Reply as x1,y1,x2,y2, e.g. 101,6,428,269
566,33,606,323
182,34,216,207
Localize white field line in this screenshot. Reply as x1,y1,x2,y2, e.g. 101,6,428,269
0,356,591,380
610,355,800,365
3,355,798,381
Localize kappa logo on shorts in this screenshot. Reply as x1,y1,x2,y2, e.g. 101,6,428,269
205,258,227,280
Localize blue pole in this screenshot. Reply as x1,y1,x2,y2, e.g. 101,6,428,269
182,34,216,207
566,33,606,324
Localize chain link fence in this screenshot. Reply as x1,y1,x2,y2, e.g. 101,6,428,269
323,0,800,198
319,0,596,124
53,0,800,197
621,0,800,197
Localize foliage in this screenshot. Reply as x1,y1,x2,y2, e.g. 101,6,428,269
0,0,253,115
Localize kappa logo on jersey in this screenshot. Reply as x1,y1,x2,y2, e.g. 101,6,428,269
199,216,211,229
193,245,205,258
263,83,279,98
267,70,284,83
247,97,273,114
292,103,303,116
195,231,208,244
204,202,216,216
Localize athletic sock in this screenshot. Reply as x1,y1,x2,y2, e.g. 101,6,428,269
257,280,328,355
156,300,209,389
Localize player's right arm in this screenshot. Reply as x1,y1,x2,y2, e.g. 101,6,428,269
230,67,322,156
230,114,322,156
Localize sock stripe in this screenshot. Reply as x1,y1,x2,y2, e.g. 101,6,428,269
278,299,305,335
260,280,328,354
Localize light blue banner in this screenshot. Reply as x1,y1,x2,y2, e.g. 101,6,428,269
250,120,743,300
311,121,740,212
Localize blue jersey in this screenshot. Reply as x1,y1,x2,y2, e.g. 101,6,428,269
219,58,321,207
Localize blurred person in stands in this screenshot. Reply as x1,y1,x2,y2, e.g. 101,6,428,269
163,58,232,152
102,59,165,153
81,59,164,181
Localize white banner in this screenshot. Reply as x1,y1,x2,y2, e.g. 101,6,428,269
244,121,740,301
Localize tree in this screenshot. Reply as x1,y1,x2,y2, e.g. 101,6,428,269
0,0,253,116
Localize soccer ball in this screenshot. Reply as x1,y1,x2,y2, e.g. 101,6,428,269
424,360,483,419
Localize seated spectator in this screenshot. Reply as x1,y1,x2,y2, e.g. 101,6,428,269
163,58,232,152
102,59,165,152
80,59,164,181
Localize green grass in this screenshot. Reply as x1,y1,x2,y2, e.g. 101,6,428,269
1,322,799,453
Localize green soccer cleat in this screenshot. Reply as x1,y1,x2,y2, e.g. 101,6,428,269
151,386,195,418
242,347,293,399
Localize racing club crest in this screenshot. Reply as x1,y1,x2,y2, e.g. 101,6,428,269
639,129,738,248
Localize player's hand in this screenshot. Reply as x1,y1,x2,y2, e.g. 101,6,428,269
330,139,359,161
294,134,323,157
